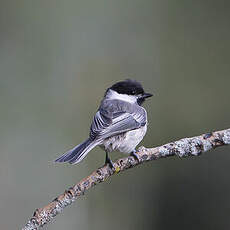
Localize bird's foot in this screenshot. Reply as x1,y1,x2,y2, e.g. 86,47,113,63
105,157,114,169
105,152,115,170
130,150,140,162
104,153,121,172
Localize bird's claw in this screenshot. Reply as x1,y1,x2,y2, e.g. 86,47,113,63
130,151,140,162
105,153,115,170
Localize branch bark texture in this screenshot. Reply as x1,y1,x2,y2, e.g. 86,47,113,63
22,128,230,230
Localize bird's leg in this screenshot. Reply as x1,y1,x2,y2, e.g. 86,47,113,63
130,150,140,162
105,151,114,169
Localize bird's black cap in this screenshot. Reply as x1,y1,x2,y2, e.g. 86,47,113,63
109,79,145,96
108,79,153,105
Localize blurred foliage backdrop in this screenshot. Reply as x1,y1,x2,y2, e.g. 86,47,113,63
0,0,230,229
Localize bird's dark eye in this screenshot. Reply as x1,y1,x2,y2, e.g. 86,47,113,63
131,90,135,95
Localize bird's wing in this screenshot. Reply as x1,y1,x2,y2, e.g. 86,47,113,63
89,100,147,141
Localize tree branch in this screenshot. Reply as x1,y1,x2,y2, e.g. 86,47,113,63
22,128,230,230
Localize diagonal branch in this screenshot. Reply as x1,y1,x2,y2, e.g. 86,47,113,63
22,128,230,230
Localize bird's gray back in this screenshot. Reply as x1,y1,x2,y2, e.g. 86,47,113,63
100,99,146,117
89,98,147,141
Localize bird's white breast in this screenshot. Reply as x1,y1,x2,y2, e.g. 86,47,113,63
101,124,147,154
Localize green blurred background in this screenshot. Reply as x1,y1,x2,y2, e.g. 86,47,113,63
1,1,230,229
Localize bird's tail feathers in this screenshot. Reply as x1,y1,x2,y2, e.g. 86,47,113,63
55,138,97,164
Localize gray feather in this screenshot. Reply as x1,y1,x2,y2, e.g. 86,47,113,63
90,99,147,141
55,138,98,164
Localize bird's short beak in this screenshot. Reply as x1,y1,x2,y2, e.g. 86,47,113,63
142,92,153,99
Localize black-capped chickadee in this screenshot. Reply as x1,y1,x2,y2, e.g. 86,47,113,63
55,79,152,168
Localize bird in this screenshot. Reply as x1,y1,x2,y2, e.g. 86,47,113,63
55,79,153,169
